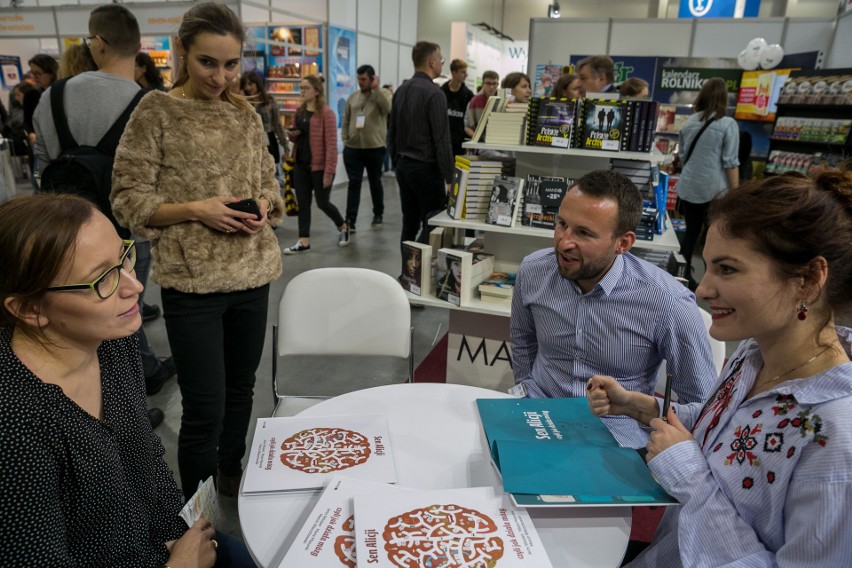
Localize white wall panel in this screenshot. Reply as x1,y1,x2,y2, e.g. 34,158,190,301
692,19,785,58
398,43,413,79
358,33,380,69
269,0,325,22
610,20,692,57
380,38,399,87
0,38,42,65
240,3,270,25
826,11,852,68
358,0,381,36
381,0,400,41
528,19,608,66
399,0,417,44
54,8,90,37
329,0,357,29
783,19,834,58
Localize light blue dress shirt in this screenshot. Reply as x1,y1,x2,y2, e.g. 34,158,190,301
677,113,740,204
630,328,852,567
510,249,717,448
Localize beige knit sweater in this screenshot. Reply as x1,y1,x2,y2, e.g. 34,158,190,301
111,91,284,294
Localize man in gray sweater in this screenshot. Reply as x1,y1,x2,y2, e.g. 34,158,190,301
33,4,175,425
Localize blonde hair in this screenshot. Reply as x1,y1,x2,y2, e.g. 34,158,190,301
58,44,97,80
298,75,326,113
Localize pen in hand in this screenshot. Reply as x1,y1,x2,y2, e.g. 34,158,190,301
661,372,673,423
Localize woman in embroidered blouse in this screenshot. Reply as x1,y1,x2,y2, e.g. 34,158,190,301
283,74,349,254
588,170,852,567
0,195,221,567
111,2,283,499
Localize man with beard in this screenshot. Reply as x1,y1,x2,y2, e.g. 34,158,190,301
509,170,716,448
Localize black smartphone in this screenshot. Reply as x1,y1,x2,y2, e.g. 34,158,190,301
226,198,261,220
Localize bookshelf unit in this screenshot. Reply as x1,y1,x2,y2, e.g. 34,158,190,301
407,142,678,315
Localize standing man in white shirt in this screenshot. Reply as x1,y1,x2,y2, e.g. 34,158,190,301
341,64,391,232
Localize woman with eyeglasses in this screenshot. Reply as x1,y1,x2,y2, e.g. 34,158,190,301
0,194,240,566
111,2,283,501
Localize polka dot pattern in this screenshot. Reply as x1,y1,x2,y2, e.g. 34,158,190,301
0,326,187,566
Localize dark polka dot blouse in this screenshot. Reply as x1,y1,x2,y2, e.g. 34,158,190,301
0,326,187,566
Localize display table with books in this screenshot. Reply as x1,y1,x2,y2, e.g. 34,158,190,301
238,383,632,568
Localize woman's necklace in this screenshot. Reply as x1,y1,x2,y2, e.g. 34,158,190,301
757,346,832,390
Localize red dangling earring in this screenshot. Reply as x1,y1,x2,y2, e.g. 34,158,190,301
797,301,808,321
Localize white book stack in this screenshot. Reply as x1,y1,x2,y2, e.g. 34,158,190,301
486,111,527,145
463,161,503,220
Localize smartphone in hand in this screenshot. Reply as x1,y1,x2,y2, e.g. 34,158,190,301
226,198,261,220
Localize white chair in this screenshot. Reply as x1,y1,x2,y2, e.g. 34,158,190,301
271,267,414,417
654,307,726,400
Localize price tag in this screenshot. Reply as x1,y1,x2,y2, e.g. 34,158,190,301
496,215,512,226
507,383,527,398
525,203,543,214
551,136,569,148
448,293,460,306
410,284,421,295
356,114,366,128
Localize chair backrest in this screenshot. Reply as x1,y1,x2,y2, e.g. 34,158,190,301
277,267,411,358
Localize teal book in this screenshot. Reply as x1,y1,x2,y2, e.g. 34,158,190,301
476,398,678,507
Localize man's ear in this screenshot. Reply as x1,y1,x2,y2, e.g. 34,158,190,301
3,296,48,330
615,231,636,254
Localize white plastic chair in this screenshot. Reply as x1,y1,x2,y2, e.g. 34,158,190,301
654,307,726,401
271,267,414,417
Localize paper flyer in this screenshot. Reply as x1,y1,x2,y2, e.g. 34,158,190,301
179,476,224,528
243,415,397,494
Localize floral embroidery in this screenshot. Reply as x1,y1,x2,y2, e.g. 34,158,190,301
793,409,829,446
763,432,784,453
752,409,763,418
767,471,775,484
725,424,763,466
772,394,797,416
787,447,796,459
696,355,746,448
713,443,723,452
743,477,754,489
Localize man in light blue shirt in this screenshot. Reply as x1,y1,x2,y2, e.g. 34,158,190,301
510,170,717,447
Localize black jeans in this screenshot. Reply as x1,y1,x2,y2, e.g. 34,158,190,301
133,239,162,379
293,162,345,238
344,146,385,224
161,284,270,498
678,198,710,281
396,156,446,251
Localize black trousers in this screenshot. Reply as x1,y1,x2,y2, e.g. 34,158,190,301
161,284,270,498
293,162,345,238
678,198,711,281
396,156,446,253
344,146,385,223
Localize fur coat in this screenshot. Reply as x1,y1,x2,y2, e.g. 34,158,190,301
111,90,284,294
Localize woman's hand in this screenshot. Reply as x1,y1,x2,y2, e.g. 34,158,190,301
647,407,693,462
192,196,256,234
586,375,633,417
586,375,661,426
323,173,334,189
287,128,300,142
166,518,217,568
240,197,270,234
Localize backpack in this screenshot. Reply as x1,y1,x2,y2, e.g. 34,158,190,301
40,78,147,239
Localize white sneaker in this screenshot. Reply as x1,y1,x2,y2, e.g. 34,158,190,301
283,241,310,255
338,226,350,247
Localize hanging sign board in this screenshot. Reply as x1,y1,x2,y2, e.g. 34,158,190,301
678,0,761,18
0,11,56,37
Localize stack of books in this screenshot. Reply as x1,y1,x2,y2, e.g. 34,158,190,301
636,207,658,241
485,103,528,145
478,272,516,305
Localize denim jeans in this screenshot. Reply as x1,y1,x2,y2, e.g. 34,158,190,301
343,146,385,224
213,530,256,568
161,284,270,498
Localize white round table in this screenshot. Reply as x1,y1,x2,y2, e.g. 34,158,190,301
238,383,631,567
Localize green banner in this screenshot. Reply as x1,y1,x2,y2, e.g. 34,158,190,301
656,66,742,93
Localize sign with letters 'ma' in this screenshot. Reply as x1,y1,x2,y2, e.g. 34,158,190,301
678,0,761,18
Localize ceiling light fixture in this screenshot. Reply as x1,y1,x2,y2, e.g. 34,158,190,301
548,2,561,18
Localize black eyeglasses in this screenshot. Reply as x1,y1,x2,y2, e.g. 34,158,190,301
46,240,136,300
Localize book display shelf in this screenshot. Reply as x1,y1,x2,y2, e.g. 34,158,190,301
406,142,679,317
765,68,852,176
